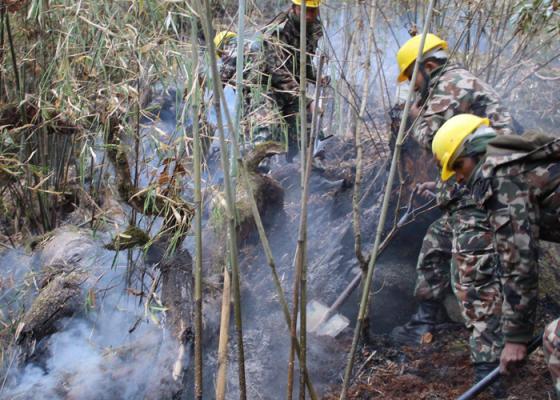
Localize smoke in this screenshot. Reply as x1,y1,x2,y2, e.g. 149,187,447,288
4,321,180,400
0,228,184,400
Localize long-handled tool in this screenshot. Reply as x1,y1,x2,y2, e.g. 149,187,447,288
307,272,360,337
457,332,543,400
307,187,437,337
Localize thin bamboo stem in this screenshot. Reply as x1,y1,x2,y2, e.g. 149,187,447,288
299,0,307,184
232,0,246,178
216,261,232,400
287,237,301,400
353,1,377,270
190,17,204,400
298,1,308,398
211,7,318,397
339,2,436,398
5,12,20,102
198,1,247,398
0,6,5,102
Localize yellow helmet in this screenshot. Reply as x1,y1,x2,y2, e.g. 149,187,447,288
213,31,237,56
396,33,448,82
432,114,490,181
292,0,321,7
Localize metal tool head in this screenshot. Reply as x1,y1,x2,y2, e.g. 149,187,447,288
306,299,349,337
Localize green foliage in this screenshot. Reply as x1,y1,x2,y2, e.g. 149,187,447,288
0,1,198,235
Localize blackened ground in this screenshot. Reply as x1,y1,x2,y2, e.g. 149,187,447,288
325,301,558,400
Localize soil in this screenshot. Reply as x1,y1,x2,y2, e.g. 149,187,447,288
325,306,557,400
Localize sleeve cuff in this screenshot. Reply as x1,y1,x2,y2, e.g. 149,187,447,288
505,332,533,344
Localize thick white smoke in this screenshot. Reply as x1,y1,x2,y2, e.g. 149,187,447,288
0,228,183,400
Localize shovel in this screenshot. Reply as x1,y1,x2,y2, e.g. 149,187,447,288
307,272,361,337
307,187,437,337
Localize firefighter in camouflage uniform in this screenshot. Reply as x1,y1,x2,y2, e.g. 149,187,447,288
215,0,323,162
432,113,560,398
390,33,517,395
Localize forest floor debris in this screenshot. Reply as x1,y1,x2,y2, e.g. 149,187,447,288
326,304,557,400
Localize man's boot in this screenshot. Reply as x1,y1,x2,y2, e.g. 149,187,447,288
390,300,447,345
474,362,506,399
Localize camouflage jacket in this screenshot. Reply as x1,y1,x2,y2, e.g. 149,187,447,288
412,63,515,209
468,133,560,343
219,36,267,88
220,11,321,109
413,63,514,150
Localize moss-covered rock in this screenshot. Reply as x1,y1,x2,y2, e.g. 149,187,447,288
209,141,285,243
104,225,150,251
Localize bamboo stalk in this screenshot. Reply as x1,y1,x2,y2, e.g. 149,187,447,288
297,1,308,398
216,260,232,400
232,0,246,178
352,1,377,270
287,232,301,400
0,6,5,102
295,53,324,400
218,79,320,400
339,2,436,398
196,1,247,398
5,12,20,102
299,0,308,183
209,7,318,398
190,17,204,400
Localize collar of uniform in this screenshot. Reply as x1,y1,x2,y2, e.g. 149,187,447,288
428,62,461,88
467,156,486,189
467,156,495,206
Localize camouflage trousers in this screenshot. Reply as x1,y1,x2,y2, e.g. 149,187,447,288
414,205,504,363
544,318,560,398
242,93,311,162
243,95,289,146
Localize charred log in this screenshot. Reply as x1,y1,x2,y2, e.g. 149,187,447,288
16,269,86,352
157,249,194,398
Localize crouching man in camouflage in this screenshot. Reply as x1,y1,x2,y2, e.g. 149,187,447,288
215,0,323,163
432,113,560,398
390,33,515,394
215,30,287,152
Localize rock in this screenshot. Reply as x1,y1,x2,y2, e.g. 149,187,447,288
16,228,97,354
40,227,97,269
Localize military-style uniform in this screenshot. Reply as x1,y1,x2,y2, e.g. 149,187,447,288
220,35,287,145
219,10,322,159
467,133,560,396
411,63,514,363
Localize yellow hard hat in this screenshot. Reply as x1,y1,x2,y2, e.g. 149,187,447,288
292,0,321,8
396,33,448,82
213,31,237,56
432,114,490,181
